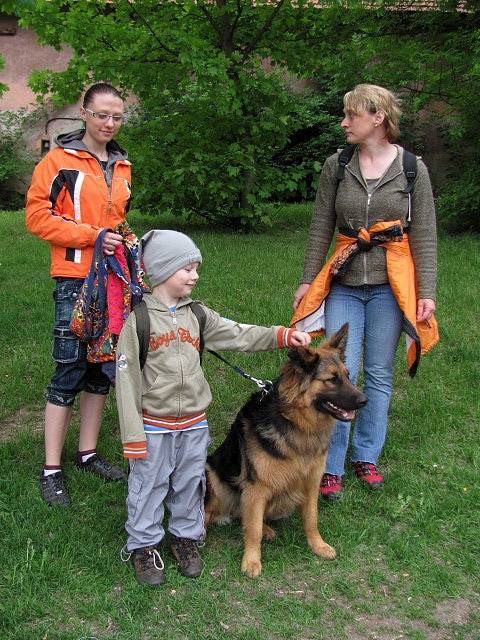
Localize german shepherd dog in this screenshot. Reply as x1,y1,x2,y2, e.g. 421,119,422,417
204,324,367,578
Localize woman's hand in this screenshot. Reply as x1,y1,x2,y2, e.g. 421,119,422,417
293,283,310,311
417,298,436,322
101,231,123,256
289,331,312,347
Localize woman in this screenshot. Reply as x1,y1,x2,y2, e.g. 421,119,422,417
26,82,131,506
292,84,438,500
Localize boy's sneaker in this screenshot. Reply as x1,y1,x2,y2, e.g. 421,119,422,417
319,473,343,501
39,471,71,507
75,454,126,481
353,461,384,489
169,534,204,578
130,546,165,586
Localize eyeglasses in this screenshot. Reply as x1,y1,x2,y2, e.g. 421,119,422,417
84,108,124,123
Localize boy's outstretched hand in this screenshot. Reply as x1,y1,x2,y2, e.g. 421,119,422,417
289,331,312,347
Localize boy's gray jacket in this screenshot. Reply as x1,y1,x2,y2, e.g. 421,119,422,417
302,146,437,300
116,294,289,458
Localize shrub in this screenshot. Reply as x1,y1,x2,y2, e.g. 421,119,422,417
269,91,345,203
0,110,36,208
436,166,480,233
118,70,300,229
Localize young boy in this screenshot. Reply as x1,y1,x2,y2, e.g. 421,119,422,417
116,230,311,586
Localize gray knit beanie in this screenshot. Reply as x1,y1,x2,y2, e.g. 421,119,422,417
140,230,202,287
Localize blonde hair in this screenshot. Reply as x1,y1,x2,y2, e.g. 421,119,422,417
343,84,401,142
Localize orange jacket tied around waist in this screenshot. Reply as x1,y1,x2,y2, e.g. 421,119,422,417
290,221,439,377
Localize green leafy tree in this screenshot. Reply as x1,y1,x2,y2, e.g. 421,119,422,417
15,0,353,225
311,1,480,231
270,91,346,202
14,0,480,229
0,110,36,208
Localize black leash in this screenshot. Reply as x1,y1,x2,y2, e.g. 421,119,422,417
206,349,273,395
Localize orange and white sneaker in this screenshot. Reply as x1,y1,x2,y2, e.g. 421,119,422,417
353,461,384,489
319,473,343,501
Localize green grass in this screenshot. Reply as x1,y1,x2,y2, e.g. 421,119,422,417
0,206,479,640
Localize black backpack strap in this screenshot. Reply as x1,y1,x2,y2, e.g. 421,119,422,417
133,299,150,371
337,145,356,182
190,301,206,362
402,149,417,194
402,150,418,222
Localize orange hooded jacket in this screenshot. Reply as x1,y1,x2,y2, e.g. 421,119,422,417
25,132,131,279
291,221,439,376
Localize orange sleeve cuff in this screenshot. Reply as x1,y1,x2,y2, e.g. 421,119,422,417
276,327,294,348
123,441,147,459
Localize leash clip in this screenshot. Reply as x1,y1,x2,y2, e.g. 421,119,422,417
208,349,273,395
254,377,273,397
240,370,273,396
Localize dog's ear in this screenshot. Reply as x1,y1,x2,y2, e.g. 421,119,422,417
326,323,348,361
288,347,320,374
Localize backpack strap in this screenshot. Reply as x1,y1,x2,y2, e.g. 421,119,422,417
402,149,417,193
337,145,356,183
190,301,206,362
134,298,206,371
133,299,150,371
402,149,418,222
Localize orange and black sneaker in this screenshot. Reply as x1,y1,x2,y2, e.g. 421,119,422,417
319,473,343,501
353,461,384,489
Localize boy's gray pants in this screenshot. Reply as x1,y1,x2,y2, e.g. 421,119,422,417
125,429,209,551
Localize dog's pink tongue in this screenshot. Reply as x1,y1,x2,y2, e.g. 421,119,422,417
342,409,355,421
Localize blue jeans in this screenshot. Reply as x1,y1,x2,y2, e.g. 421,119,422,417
45,278,110,407
324,283,403,476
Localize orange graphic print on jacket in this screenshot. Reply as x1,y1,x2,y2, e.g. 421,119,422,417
149,327,200,352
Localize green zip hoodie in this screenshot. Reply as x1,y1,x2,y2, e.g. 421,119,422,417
302,146,437,300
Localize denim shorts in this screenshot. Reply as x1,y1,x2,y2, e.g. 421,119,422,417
45,278,110,407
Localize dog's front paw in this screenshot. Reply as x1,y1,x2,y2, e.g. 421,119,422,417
310,540,336,559
241,554,262,578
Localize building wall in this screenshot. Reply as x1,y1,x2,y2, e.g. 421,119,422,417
0,13,82,159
